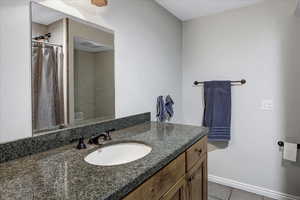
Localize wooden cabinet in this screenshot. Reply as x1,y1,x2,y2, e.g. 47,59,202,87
123,136,207,200
123,154,185,200
186,156,207,200
160,177,187,200
186,136,207,171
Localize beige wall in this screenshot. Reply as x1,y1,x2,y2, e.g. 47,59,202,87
95,50,115,119
74,49,114,122
74,50,96,120
31,22,47,38
48,19,65,46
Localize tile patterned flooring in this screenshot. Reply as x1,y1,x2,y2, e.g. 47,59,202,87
208,182,275,200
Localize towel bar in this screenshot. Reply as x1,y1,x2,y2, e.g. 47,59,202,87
194,79,246,86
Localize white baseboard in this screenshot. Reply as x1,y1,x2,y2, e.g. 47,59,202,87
208,174,300,200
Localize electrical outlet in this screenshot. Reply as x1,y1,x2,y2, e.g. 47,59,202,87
261,100,273,110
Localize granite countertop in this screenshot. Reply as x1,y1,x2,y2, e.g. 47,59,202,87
0,122,208,200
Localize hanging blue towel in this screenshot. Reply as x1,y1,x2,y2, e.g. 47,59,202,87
165,95,174,120
156,96,166,122
202,81,232,141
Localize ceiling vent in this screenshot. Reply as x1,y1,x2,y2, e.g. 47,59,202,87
80,41,102,48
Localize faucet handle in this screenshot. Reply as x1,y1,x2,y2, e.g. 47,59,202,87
105,129,115,140
77,136,87,150
88,137,95,145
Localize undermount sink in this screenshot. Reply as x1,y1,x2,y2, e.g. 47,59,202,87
84,142,152,166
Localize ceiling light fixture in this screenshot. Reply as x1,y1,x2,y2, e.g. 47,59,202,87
91,0,108,7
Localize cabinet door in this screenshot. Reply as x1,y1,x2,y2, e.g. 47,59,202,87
123,154,185,200
187,156,207,200
160,177,187,200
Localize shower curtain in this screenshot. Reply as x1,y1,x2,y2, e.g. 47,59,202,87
32,43,65,132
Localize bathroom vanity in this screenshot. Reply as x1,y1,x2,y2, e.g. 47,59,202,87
123,135,207,200
0,121,208,200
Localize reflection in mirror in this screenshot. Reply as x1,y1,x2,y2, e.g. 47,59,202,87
74,37,115,125
31,3,115,134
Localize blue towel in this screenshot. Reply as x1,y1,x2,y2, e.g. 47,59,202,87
165,95,174,120
156,96,166,122
202,81,231,141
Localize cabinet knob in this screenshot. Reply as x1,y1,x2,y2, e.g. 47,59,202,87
195,148,202,155
188,175,195,182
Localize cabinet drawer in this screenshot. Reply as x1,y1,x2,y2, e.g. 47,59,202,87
186,136,207,171
123,153,185,200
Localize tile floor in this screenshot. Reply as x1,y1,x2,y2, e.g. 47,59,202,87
208,182,275,200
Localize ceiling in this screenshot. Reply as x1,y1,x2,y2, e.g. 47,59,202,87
31,3,65,25
155,0,265,21
32,1,266,24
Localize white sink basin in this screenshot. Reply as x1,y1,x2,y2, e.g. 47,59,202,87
84,142,152,166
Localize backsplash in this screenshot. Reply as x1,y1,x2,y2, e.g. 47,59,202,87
0,113,150,163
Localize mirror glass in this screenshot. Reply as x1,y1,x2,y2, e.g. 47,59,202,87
31,3,115,134
73,37,115,125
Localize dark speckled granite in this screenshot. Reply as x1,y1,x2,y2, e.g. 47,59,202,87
0,113,150,163
0,122,208,200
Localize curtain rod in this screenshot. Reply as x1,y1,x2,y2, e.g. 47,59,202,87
32,40,63,48
194,79,246,86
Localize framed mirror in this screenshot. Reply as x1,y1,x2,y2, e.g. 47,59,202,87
31,3,115,134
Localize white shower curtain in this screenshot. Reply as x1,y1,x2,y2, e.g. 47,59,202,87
32,43,64,132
